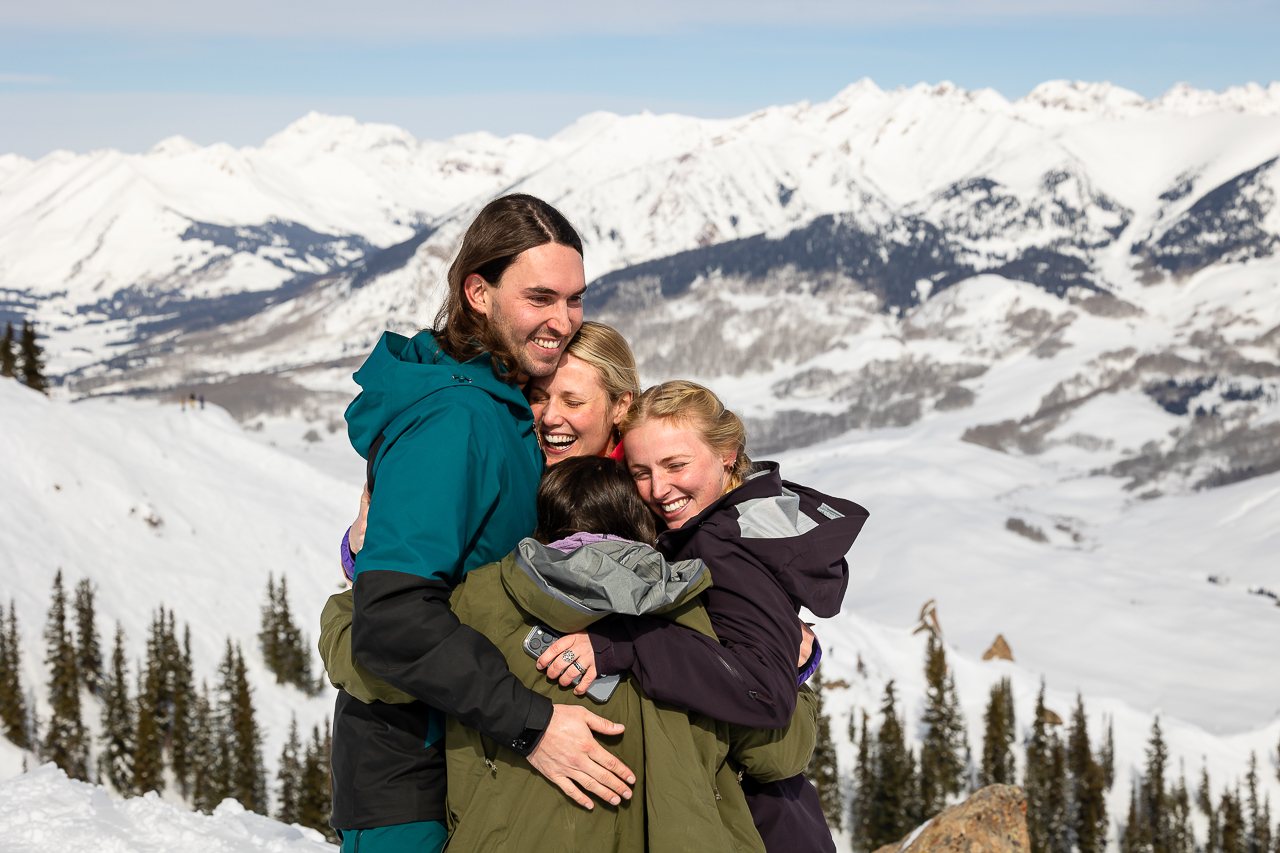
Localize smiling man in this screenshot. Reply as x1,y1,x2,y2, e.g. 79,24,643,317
331,194,636,853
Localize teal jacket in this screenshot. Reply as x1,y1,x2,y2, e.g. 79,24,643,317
331,330,551,830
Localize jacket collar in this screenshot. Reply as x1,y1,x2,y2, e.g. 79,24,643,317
656,461,781,555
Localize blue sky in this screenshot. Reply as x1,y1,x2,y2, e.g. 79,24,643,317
1,0,1277,157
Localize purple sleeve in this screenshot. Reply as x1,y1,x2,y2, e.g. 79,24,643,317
797,638,821,687
340,527,356,581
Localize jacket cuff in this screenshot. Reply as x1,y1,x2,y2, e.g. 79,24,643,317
340,527,357,581
589,619,636,675
507,692,554,757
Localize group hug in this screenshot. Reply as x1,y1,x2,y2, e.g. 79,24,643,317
315,194,870,853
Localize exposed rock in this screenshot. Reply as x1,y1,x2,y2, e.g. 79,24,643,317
871,784,1029,853
983,635,1015,662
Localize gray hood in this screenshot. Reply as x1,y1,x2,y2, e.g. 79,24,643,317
510,538,710,622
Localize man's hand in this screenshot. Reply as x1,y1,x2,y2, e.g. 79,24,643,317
526,705,636,810
538,632,597,695
349,486,371,554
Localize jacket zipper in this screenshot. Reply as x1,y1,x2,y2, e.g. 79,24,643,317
715,654,776,707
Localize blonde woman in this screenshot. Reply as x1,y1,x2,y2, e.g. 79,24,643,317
540,381,870,852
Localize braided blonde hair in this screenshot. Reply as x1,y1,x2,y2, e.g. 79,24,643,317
619,380,754,493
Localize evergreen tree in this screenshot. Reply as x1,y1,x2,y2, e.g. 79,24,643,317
1122,782,1143,853
133,656,164,794
868,681,918,849
18,319,47,394
1024,683,1067,853
1047,734,1070,853
170,624,194,797
259,575,281,678
849,709,874,852
1221,787,1245,853
297,720,335,842
227,643,266,813
0,321,15,378
42,570,88,779
981,677,1017,786
276,715,303,824
1166,768,1195,853
1199,764,1221,853
259,575,314,692
98,624,135,795
1101,715,1116,790
803,665,841,830
0,601,32,749
1144,716,1172,853
190,681,224,814
1067,695,1108,853
73,579,102,694
919,635,967,818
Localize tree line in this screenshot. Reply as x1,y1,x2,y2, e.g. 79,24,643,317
0,570,333,841
1,319,49,394
803,632,1280,853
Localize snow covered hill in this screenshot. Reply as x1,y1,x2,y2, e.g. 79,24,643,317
0,378,350,789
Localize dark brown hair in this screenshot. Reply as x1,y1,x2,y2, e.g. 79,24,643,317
432,193,583,380
533,456,657,545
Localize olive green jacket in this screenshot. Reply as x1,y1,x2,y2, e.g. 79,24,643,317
319,539,819,853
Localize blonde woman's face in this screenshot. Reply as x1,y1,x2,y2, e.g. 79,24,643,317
625,417,735,530
528,353,630,464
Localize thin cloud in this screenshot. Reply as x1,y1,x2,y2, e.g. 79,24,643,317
0,0,1262,38
0,74,58,84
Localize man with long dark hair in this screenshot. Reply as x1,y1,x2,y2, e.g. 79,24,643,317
333,195,636,853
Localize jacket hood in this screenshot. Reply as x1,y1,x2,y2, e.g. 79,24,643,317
658,461,869,618
504,538,711,633
345,330,532,458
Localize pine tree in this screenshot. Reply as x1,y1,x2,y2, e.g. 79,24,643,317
0,601,32,749
73,579,102,694
42,570,88,779
1199,764,1221,853
1144,717,1172,853
276,715,303,824
1067,695,1108,853
804,665,842,830
1122,782,1143,853
1046,735,1070,853
18,319,47,394
1101,715,1116,790
1245,754,1266,853
0,322,15,378
1169,769,1195,853
868,681,918,849
919,635,967,818
297,720,336,842
228,643,266,813
133,656,164,794
1221,787,1245,853
849,709,874,852
170,624,194,797
98,624,135,795
190,681,223,814
259,574,281,678
1024,683,1064,853
981,677,1017,786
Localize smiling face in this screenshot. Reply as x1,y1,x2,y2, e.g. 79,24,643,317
528,353,631,464
624,416,737,530
464,242,586,379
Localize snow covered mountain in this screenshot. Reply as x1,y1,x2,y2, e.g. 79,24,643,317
3,78,1279,848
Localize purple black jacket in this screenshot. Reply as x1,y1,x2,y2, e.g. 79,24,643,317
591,461,868,728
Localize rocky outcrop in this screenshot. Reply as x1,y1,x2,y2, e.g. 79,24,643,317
872,784,1029,853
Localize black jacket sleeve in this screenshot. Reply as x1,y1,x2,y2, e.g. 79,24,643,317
352,571,553,754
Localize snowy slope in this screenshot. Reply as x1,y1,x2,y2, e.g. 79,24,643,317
0,378,353,790
0,764,334,852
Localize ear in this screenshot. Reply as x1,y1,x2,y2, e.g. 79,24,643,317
463,273,490,317
610,391,634,426
722,450,738,471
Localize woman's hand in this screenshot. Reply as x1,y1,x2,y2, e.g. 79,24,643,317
349,486,370,555
798,621,816,668
538,632,597,696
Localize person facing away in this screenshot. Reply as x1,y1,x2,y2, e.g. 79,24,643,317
322,455,822,853
332,194,636,853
